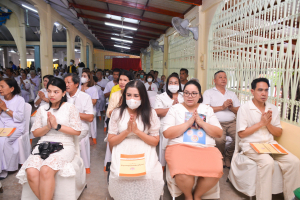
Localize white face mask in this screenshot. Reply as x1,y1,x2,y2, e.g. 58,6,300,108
81,77,88,84
70,62,73,65
126,99,141,110
147,78,153,83
106,73,109,76
168,85,179,93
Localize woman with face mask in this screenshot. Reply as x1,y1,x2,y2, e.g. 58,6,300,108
107,80,164,200
154,73,184,167
144,74,158,92
81,71,99,144
16,78,82,199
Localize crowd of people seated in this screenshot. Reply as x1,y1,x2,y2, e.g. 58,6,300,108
0,60,299,200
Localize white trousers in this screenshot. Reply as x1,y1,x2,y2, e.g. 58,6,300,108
244,148,300,200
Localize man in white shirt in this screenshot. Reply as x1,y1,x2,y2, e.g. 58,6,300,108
96,70,108,91
29,70,41,97
103,69,120,99
64,73,94,141
236,78,300,200
203,70,240,168
54,70,63,79
180,68,189,89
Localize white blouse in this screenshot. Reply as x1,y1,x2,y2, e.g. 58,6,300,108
162,103,222,148
144,82,158,92
108,108,160,137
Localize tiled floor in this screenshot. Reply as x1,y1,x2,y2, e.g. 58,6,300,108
0,117,284,200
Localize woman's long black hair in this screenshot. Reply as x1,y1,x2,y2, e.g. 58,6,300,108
183,80,203,103
46,77,67,111
166,73,182,99
118,80,151,131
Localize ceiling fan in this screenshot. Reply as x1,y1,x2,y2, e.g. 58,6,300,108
111,17,134,39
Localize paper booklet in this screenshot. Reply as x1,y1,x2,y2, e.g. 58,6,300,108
183,112,206,144
119,153,146,177
0,128,16,137
250,143,288,154
31,110,37,117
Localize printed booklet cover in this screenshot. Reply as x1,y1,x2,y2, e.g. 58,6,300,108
183,112,206,144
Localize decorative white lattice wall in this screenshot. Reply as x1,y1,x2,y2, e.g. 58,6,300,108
168,33,196,78
153,49,164,76
207,0,300,125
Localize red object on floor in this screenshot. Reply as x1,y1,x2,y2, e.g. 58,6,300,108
86,168,91,174
112,58,142,71
99,116,101,120
104,127,107,132
93,138,97,144
30,139,32,145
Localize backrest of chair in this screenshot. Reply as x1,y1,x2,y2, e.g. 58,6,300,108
24,103,32,135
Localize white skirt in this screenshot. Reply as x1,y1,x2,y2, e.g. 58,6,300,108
109,136,164,200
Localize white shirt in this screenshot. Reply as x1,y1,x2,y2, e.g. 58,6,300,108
103,81,116,94
202,87,241,122
54,75,63,79
30,76,41,92
97,78,108,89
67,89,94,131
144,82,158,92
34,88,48,108
162,103,222,148
236,100,282,152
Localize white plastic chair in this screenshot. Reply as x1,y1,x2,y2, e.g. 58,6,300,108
166,164,220,199
80,133,91,174
18,103,32,164
228,131,283,197
21,136,86,200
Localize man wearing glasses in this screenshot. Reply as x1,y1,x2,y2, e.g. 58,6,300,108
203,70,240,168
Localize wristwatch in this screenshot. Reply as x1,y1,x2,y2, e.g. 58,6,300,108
5,108,10,113
55,124,61,131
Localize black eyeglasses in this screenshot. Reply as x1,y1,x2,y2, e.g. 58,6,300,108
183,91,199,97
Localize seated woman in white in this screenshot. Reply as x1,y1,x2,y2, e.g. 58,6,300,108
16,78,82,200
154,73,184,167
33,75,54,108
144,74,158,92
0,78,25,178
163,80,223,200
18,72,31,103
80,71,98,144
108,80,164,200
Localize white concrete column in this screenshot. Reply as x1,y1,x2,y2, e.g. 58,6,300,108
67,30,75,65
80,37,87,65
4,12,26,69
35,3,54,77
3,47,9,68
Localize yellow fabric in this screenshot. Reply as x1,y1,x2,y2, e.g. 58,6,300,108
110,84,121,98
69,66,72,73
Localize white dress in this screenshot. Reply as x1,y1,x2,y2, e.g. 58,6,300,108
108,108,164,200
84,86,99,139
16,103,82,184
0,95,25,174
154,92,184,166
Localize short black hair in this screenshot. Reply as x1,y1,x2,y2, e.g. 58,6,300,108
146,73,154,81
251,78,270,90
64,73,80,86
119,70,134,81
180,68,188,75
214,70,226,78
2,78,20,96
154,71,158,74
93,76,98,83
6,68,13,73
9,61,13,64
113,68,120,74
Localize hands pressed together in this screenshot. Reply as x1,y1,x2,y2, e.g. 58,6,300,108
47,112,58,130
260,110,272,126
0,99,8,113
222,99,233,110
187,109,205,129
126,114,139,134
38,91,45,100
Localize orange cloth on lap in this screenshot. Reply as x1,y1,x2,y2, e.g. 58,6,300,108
165,143,223,178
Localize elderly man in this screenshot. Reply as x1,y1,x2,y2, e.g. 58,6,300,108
96,70,108,91
29,70,41,97
203,70,240,168
236,78,300,200
64,73,94,141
